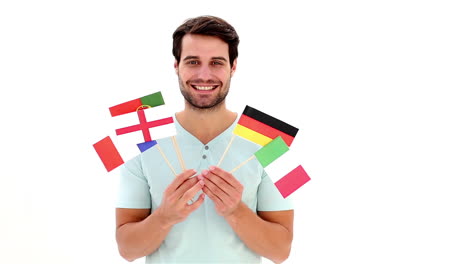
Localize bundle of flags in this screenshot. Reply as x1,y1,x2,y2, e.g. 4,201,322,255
232,106,310,198
93,91,176,172
93,95,311,198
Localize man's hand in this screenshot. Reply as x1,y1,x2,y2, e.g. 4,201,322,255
200,166,244,217
156,169,205,229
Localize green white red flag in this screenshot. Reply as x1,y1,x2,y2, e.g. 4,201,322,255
254,137,310,198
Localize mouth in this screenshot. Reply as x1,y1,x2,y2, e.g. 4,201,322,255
191,85,219,91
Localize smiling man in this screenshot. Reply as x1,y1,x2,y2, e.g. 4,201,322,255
177,36,230,110
115,16,294,263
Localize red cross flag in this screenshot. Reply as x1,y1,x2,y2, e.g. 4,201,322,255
112,104,176,143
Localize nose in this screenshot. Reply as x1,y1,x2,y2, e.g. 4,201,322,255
197,64,212,81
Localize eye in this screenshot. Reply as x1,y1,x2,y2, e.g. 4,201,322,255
187,60,199,65
212,60,224,65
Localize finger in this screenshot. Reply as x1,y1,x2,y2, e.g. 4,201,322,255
202,185,223,205
203,171,236,198
208,166,243,190
203,177,232,205
181,180,205,204
186,193,205,213
165,169,197,194
173,177,198,199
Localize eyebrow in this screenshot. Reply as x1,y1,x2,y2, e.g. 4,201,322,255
212,56,227,62
183,56,199,61
182,56,228,62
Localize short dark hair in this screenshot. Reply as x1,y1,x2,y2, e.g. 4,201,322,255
172,15,239,67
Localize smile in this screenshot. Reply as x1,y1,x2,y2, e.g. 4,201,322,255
192,85,218,91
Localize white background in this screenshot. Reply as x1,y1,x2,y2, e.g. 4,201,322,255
1,1,467,263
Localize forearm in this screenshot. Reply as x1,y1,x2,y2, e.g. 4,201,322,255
116,209,172,261
225,203,293,263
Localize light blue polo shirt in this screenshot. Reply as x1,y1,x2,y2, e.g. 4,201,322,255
117,115,293,263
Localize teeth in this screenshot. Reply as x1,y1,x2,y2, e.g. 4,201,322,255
194,86,215,90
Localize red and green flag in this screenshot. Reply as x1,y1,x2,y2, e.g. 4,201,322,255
109,91,165,117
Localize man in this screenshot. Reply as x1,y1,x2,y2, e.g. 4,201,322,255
116,15,294,263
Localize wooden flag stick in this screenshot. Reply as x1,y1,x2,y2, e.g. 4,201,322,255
156,145,177,176
217,134,236,167
167,139,195,203
230,155,255,174
171,136,186,171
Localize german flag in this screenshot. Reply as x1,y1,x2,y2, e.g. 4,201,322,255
109,91,165,117
234,106,299,146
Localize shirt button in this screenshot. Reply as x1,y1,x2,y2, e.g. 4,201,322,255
202,155,207,159
205,145,209,150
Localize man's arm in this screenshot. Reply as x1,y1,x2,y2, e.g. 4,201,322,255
116,208,171,262
201,166,294,263
116,169,205,262
227,205,293,263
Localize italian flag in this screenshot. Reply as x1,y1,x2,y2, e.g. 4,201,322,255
255,137,311,198
234,106,299,147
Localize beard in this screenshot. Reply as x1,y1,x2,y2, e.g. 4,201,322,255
178,76,231,111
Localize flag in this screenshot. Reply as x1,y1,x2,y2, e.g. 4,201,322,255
233,105,299,146
93,136,124,172
274,165,310,198
261,146,311,198
94,91,174,173
248,137,310,198
254,136,289,167
109,91,165,117
112,104,177,144
137,140,157,152
93,135,158,172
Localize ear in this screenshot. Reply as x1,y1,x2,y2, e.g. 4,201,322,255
174,60,179,75
230,59,237,76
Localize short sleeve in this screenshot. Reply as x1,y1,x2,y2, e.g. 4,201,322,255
257,170,294,211
116,156,151,209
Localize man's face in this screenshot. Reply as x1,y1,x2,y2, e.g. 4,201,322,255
175,34,236,110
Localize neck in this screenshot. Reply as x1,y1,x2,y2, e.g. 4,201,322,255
176,101,237,145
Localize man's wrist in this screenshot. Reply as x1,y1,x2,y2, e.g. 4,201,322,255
225,202,249,225
152,208,175,231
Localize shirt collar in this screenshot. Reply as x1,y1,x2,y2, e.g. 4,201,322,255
174,113,239,146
